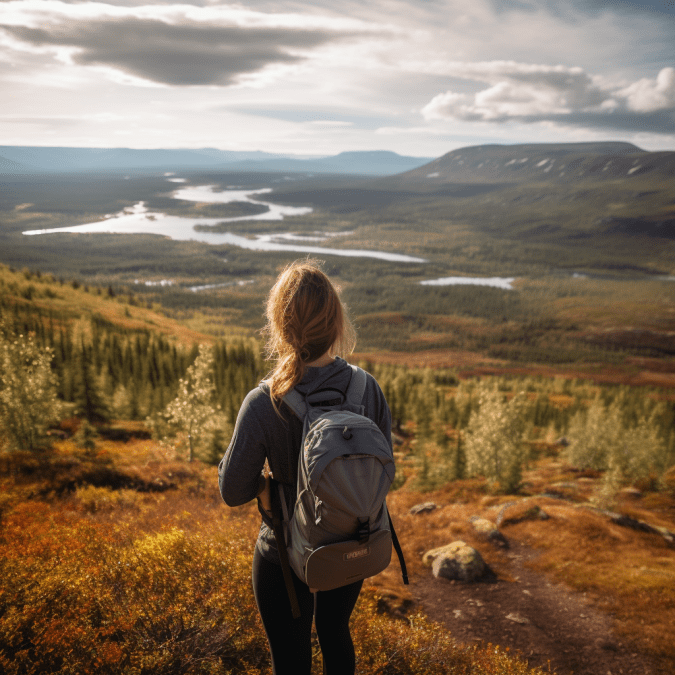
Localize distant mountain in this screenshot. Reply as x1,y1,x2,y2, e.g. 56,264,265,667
0,146,433,176
221,150,433,175
0,146,286,174
0,154,30,175
380,142,675,189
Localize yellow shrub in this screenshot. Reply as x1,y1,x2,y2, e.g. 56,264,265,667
75,485,141,513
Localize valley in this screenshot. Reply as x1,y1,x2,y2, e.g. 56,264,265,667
1,142,673,384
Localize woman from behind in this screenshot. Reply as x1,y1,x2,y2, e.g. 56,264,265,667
218,259,393,675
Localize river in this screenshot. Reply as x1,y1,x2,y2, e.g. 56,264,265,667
22,182,427,264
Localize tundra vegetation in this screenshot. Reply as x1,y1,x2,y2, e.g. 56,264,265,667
1,144,674,672
1,263,674,674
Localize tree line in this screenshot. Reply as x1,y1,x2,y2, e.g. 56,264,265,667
1,292,674,494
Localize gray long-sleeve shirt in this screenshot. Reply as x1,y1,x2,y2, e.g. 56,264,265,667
218,356,392,564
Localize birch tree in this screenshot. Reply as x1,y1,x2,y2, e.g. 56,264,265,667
0,330,64,451
160,344,218,462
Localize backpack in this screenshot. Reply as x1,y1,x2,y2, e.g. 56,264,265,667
270,364,408,618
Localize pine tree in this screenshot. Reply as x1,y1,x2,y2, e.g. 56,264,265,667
74,342,109,423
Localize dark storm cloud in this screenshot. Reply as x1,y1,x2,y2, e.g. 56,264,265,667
489,0,675,18
0,18,348,86
501,109,675,134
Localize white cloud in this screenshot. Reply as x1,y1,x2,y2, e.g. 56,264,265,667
619,67,675,113
421,62,675,134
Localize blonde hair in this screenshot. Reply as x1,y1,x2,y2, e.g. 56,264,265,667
263,259,356,406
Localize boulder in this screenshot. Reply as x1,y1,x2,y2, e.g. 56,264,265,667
469,516,509,549
409,501,439,515
423,541,487,582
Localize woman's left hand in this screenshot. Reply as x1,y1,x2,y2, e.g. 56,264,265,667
257,471,273,516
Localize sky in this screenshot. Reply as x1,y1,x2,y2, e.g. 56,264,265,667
1,0,674,157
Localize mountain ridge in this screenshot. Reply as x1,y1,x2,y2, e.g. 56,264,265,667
380,141,674,188
0,146,433,176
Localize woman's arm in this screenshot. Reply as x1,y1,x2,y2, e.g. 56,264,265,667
218,388,268,507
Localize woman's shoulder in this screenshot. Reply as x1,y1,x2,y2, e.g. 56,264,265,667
239,383,275,417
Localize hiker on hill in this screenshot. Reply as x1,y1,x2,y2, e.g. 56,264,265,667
218,259,394,675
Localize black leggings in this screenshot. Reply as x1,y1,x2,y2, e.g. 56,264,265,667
252,546,363,675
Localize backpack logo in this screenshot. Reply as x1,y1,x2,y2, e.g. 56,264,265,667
344,547,370,561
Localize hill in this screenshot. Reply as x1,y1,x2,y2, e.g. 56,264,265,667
221,150,434,175
266,142,675,242
0,154,30,175
0,145,433,176
389,141,651,186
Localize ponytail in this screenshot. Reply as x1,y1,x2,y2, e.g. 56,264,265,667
263,260,355,409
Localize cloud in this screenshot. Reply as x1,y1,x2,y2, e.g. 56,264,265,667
0,1,387,86
619,67,675,113
421,62,675,133
488,0,675,20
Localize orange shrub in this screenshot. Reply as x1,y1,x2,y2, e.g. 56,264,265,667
0,501,266,674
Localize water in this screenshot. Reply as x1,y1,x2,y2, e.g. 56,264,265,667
420,276,515,290
23,183,426,264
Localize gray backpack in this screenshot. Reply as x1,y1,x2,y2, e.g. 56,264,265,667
272,365,408,617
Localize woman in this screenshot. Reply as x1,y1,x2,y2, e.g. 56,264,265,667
218,259,392,675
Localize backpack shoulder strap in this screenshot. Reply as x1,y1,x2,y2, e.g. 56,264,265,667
282,388,307,420
345,365,367,408
269,478,302,618
388,509,409,586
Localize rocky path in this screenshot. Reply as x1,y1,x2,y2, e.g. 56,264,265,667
411,539,658,675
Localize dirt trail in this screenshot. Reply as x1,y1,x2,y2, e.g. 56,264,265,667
412,539,659,675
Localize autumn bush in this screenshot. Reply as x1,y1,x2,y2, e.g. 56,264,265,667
565,394,673,494
0,497,267,675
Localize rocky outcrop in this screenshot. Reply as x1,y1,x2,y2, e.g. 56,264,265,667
423,541,487,582
409,501,439,515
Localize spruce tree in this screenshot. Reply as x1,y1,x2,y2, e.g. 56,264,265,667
74,343,109,423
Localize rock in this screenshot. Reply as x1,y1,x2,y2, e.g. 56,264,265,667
497,502,550,527
470,516,495,533
506,612,530,624
424,541,487,582
488,529,510,549
409,501,439,515
618,487,642,500
375,589,415,620
469,516,509,549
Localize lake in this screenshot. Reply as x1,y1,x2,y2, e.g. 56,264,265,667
420,276,515,290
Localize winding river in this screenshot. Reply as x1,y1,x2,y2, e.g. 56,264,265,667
23,182,427,264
